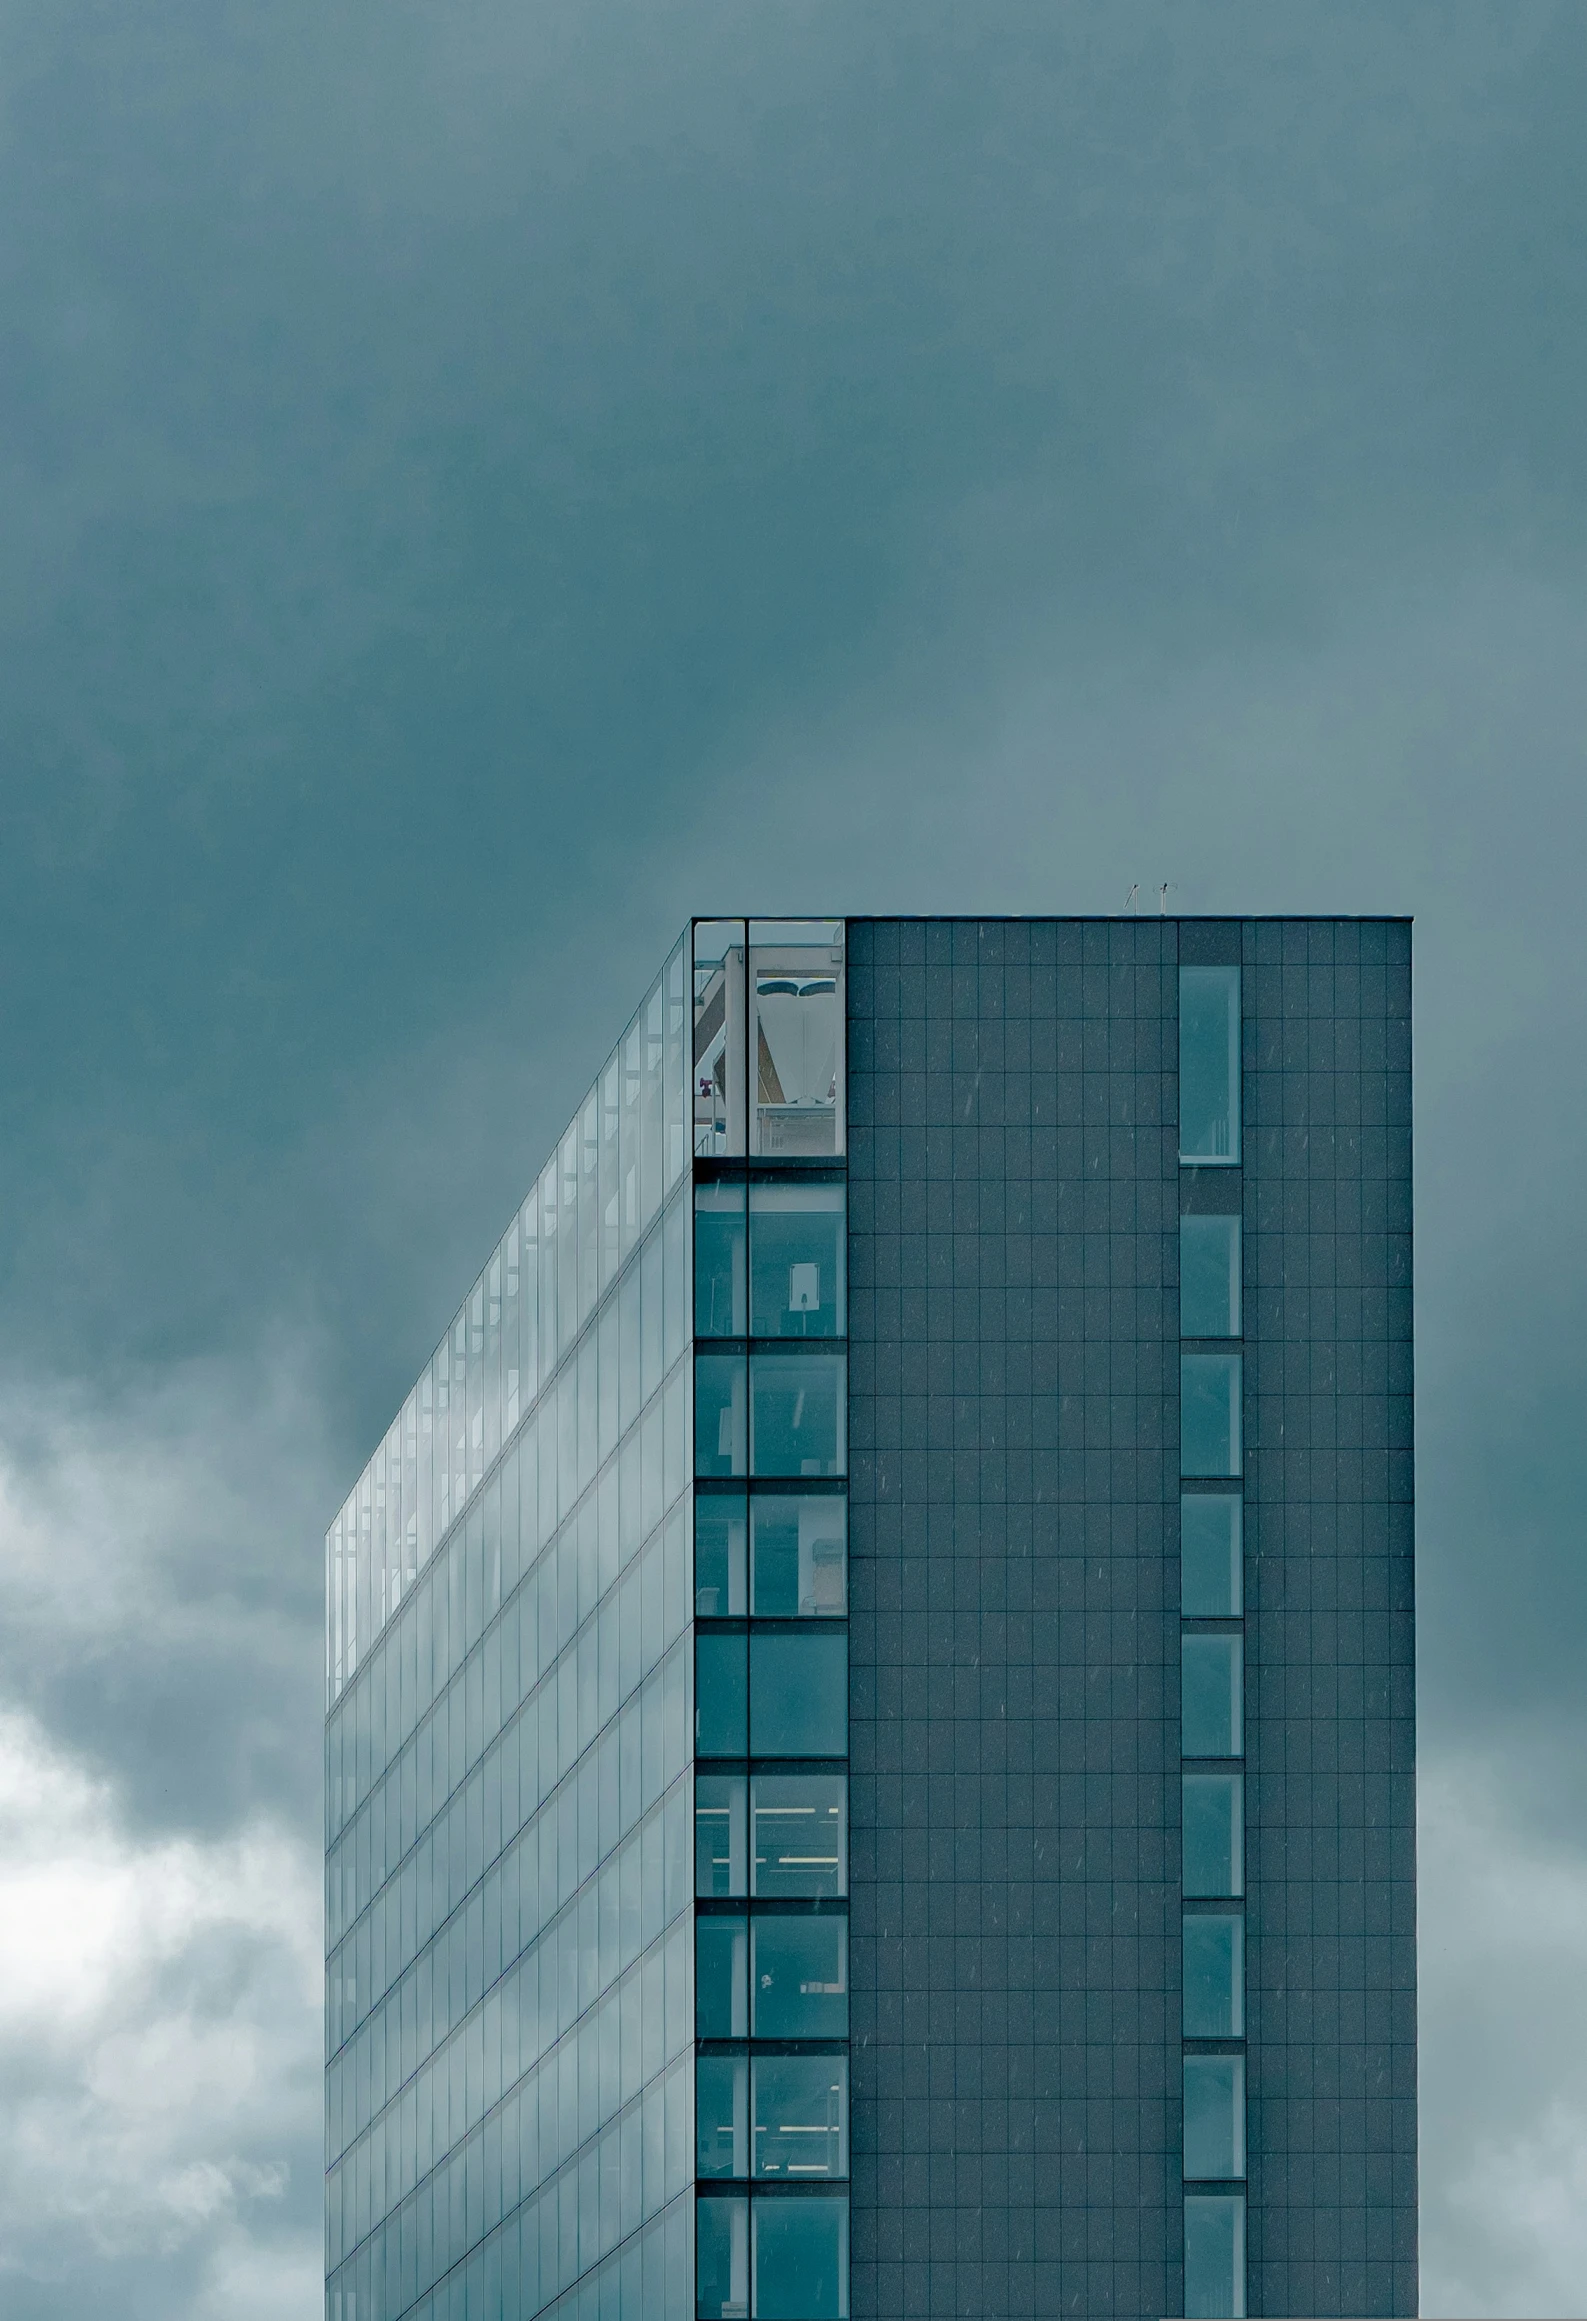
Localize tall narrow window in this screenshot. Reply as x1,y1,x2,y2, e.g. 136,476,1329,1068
749,921,845,1158
1183,1772,1243,1897
1184,2193,1246,2320
1184,2053,1246,2180
1180,966,1240,1163
1182,1633,1243,1758
696,1182,747,1337
694,923,746,1157
1183,1914,1244,2038
1181,1214,1241,1337
1181,1496,1243,1616
1181,1354,1242,1478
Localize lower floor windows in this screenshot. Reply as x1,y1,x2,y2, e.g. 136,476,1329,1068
698,2194,849,2320
1183,2052,1245,2181
1184,2191,1245,2320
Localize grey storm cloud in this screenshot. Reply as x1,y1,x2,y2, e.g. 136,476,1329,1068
0,0,1584,2311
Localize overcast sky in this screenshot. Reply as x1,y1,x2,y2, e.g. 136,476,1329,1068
1,2,1585,2313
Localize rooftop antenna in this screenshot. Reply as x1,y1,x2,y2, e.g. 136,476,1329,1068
1160,883,1171,915
1125,884,1139,913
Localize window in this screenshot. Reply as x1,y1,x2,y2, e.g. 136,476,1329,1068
1181,1495,1242,1616
1179,965,1240,1163
1181,1214,1241,1337
749,1183,846,1338
750,1494,847,1616
1181,1354,1242,1478
698,1916,749,2037
1183,1773,1243,1897
754,2054,848,2179
697,2194,749,2320
752,1915,849,2039
752,2195,849,2319
750,1630,848,1757
697,1182,747,1336
697,2054,749,2177
697,1354,748,1478
697,1633,748,1757
694,922,746,1159
697,1774,748,1897
1184,2054,1245,2180
752,1774,847,1898
697,1496,749,1617
1182,1633,1243,1759
1183,1914,1244,2039
749,922,845,1158
750,1354,846,1476
1184,2193,1245,2320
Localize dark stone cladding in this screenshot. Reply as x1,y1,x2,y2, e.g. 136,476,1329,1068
842,916,1416,2321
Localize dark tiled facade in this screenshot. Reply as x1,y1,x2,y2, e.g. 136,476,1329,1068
844,917,1415,2321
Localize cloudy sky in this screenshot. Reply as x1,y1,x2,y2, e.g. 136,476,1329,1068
1,1,1585,2312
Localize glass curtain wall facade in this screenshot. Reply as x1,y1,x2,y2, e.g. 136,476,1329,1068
328,912,1414,2321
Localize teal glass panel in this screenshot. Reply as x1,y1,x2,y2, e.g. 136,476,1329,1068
749,1494,846,1616
1184,2193,1245,2318
1183,1913,1244,2038
697,1355,748,1478
1181,1213,1241,1336
696,1496,748,1617
1179,965,1240,1162
1184,2054,1245,2181
749,1183,845,1337
1182,1633,1243,1758
752,2194,849,2318
697,1633,748,1757
753,2053,848,2179
749,1630,848,1757
696,2193,749,2319
752,1914,848,2038
1181,1496,1242,1616
697,1916,748,2038
696,1182,747,1337
1181,1354,1241,1478
696,1774,748,1897
751,1774,847,1898
1183,1773,1243,1897
750,1354,845,1477
696,2055,748,2178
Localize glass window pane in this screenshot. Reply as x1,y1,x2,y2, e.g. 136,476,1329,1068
1182,1634,1243,1758
751,2193,849,2320
1183,1913,1244,2039
1184,2193,1245,2320
753,2053,848,2180
697,1183,748,1338
750,1494,847,1616
749,921,845,1159
696,1774,748,1897
697,1355,749,1478
749,1184,846,1338
697,1633,748,1757
750,1631,848,1758
697,1497,748,1617
752,1914,848,2039
697,1916,749,2038
751,1774,847,1898
1181,1496,1242,1616
1183,1773,1243,1897
694,923,746,1159
750,1355,846,1478
697,2194,749,2320
1181,1354,1242,1478
1181,1214,1241,1337
1184,2054,1245,2181
697,2054,748,2178
1179,965,1240,1163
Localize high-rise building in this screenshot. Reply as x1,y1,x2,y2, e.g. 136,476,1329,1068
325,916,1415,2321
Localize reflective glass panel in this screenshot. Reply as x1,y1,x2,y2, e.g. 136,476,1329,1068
1184,2054,1245,2181
1184,2193,1246,2320
750,1630,848,1758
1182,1495,1242,1616
1182,1633,1243,1758
697,1495,749,1617
697,1354,749,1478
752,1774,847,1898
1183,1913,1244,2039
697,1774,748,1897
751,1493,847,1616
749,921,845,1158
694,922,746,1158
754,2053,849,2180
697,2194,749,2320
1180,965,1240,1163
1181,1214,1241,1337
752,1914,848,2039
1181,1353,1242,1478
697,1915,749,2038
1183,1773,1243,1897
696,1182,748,1337
697,1632,748,1757
752,2193,849,2319
697,2054,748,2178
751,1354,846,1477
749,1183,846,1338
